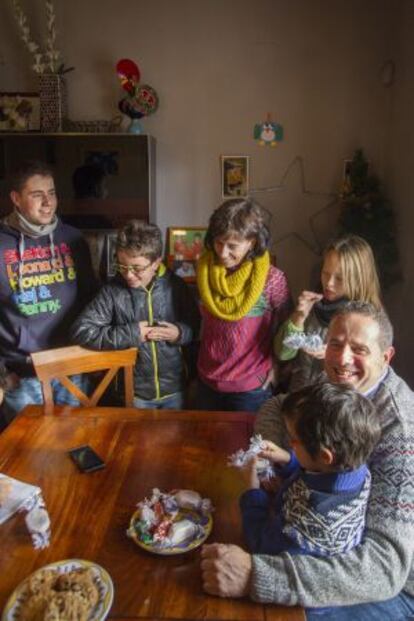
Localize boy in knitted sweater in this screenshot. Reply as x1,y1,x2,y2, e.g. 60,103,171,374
239,382,380,557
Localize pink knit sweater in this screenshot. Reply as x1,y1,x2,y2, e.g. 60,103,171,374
198,266,291,393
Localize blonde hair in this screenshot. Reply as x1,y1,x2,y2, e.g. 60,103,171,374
324,235,382,309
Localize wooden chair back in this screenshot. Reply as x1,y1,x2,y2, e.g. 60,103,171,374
31,345,137,414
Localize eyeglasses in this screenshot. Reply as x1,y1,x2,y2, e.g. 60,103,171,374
115,261,153,275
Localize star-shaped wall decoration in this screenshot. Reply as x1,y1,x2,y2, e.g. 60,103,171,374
250,156,338,254
250,156,339,294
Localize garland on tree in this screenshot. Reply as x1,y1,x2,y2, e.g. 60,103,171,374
339,149,402,289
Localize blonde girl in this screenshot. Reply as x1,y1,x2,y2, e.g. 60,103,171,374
196,199,291,412
275,234,382,392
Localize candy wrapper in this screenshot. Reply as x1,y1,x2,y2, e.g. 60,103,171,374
0,474,51,549
128,488,213,548
283,332,324,352
228,435,274,480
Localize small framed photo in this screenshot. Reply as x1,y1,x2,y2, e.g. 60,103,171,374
221,155,249,199
106,232,118,279
167,227,207,282
0,92,40,131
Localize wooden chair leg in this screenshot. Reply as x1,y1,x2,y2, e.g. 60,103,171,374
41,380,54,415
124,366,134,407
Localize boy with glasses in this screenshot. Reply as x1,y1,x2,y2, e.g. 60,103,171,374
71,220,200,409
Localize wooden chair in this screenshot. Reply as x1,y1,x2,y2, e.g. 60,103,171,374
31,345,137,414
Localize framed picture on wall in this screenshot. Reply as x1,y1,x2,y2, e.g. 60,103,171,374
166,227,207,282
0,92,40,131
221,155,249,199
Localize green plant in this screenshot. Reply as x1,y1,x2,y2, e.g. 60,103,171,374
339,149,402,289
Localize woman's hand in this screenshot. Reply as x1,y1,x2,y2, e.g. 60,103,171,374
291,290,323,329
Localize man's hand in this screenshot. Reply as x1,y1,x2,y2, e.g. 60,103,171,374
291,291,323,329
201,543,252,598
147,321,180,343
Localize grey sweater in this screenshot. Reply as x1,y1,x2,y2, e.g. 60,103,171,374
252,367,414,607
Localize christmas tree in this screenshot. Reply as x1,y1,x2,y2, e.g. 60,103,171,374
339,149,402,289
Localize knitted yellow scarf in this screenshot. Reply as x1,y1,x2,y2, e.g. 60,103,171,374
197,250,270,321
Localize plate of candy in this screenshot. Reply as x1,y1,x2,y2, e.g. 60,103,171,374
127,488,213,555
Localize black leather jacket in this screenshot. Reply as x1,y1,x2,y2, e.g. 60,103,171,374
70,269,200,400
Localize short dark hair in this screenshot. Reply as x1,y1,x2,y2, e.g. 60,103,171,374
116,220,162,262
332,301,393,350
281,381,381,470
9,160,55,192
204,199,270,258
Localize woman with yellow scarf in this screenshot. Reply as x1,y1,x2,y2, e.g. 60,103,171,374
196,199,291,412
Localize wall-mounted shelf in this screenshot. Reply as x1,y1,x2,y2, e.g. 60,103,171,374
0,133,155,229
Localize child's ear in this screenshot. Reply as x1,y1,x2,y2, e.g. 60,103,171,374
320,447,335,466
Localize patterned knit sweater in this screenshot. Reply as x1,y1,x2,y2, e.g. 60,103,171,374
240,453,371,557
252,367,414,607
197,265,291,393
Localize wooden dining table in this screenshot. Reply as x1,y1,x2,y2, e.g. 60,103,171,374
0,405,305,621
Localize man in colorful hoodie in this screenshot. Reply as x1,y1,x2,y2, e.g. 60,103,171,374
0,160,95,424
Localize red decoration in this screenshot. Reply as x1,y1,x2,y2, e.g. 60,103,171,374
116,58,159,126
116,58,140,94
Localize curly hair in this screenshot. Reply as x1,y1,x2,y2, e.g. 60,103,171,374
204,199,270,259
115,220,163,262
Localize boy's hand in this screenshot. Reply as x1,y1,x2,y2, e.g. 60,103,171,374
239,456,260,492
260,475,283,494
259,440,291,465
139,321,153,342
147,322,180,343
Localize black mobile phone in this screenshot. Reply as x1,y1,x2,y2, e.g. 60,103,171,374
68,445,105,473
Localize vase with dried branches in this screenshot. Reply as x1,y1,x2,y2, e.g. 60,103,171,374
10,0,74,131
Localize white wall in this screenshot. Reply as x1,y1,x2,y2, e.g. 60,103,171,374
1,1,406,312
